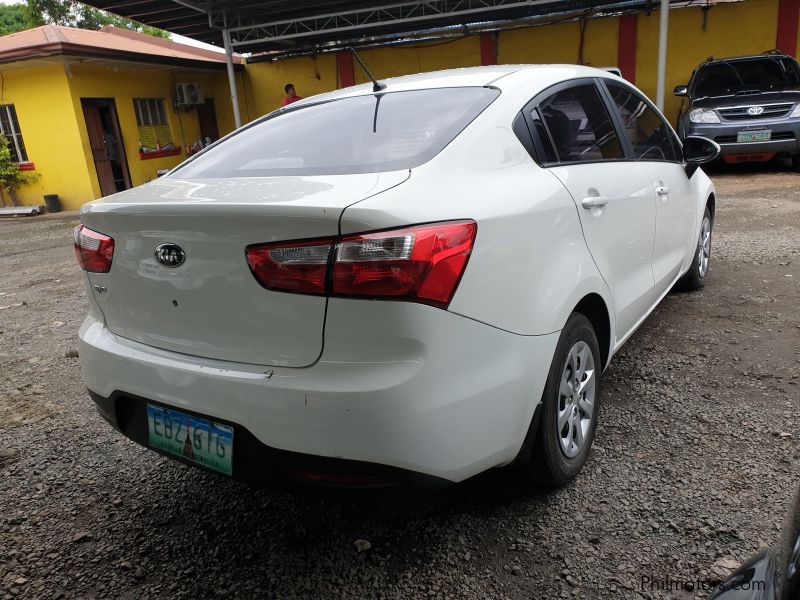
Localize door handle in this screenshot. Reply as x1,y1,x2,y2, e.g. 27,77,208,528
581,196,609,209
656,185,670,197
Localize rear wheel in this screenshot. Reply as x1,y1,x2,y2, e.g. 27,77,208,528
527,313,601,488
676,206,712,291
792,155,800,172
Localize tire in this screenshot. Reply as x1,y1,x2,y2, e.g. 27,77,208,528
676,206,712,291
527,312,601,488
792,155,800,172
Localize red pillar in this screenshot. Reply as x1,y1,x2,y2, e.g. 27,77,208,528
617,14,638,84
776,0,800,56
336,51,355,88
480,32,497,66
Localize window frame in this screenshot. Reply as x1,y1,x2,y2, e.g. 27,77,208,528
515,77,686,168
519,78,628,168
0,104,28,164
133,98,168,127
597,78,684,165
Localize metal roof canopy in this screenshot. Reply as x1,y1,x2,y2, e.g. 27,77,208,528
80,0,680,126
80,0,683,55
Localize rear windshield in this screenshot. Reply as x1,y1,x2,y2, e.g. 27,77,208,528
692,56,800,98
172,87,500,178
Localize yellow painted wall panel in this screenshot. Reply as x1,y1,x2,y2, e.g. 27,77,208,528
1,64,96,210
353,36,481,83
637,0,780,122
243,54,338,119
65,63,237,200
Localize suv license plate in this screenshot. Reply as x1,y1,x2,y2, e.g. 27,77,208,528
146,404,233,475
737,130,771,143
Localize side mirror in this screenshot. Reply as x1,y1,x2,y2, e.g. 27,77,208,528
684,136,720,164
673,84,689,97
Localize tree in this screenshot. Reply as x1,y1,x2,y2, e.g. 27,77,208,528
25,0,169,38
0,135,37,207
0,4,36,35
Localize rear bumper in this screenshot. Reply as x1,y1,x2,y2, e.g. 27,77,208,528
89,390,449,491
684,120,800,155
79,300,559,485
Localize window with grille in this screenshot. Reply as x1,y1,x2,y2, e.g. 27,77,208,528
0,105,28,163
133,98,173,151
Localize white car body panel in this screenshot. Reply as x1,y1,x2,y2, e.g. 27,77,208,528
548,162,657,341
81,172,408,367
77,65,715,484
79,301,559,481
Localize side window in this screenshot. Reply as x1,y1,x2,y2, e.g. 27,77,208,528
538,84,623,163
606,83,681,162
0,104,28,163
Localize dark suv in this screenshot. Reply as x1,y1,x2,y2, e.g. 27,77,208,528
675,52,800,167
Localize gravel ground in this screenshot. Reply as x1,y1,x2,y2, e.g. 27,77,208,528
1,164,798,600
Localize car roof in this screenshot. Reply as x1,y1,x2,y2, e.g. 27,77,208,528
288,64,619,107
702,53,798,65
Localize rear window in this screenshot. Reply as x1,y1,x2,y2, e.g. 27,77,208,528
693,57,800,97
172,87,500,178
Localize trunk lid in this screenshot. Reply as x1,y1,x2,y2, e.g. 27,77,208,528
81,172,408,367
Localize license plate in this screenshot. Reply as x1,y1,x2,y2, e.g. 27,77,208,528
737,130,771,143
146,404,233,475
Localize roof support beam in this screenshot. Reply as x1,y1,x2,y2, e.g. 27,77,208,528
225,0,565,46
655,0,669,110
222,27,242,129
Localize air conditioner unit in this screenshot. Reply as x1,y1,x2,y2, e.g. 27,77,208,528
175,82,204,106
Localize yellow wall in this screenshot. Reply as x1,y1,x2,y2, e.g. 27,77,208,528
637,0,781,122
7,60,237,210
244,53,338,119
499,17,619,68
65,63,237,202
0,64,95,210
354,36,481,82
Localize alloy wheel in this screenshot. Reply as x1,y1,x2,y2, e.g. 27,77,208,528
557,341,596,459
698,216,711,278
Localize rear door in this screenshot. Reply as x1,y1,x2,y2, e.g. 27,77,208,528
602,80,695,295
525,80,657,340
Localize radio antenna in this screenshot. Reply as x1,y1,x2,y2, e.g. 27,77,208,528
350,47,386,92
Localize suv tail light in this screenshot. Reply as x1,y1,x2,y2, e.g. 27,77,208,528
73,225,114,273
246,220,476,309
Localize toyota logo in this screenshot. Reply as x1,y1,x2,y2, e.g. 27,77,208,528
747,106,764,116
154,243,186,268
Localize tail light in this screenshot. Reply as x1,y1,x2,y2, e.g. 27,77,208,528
245,220,476,309
73,225,114,273
245,238,332,295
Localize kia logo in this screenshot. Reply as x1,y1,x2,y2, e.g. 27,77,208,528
154,243,186,268
747,106,764,116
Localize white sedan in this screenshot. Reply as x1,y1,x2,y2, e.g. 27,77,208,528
75,65,719,490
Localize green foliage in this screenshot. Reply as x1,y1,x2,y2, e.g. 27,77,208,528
0,4,37,35
0,135,36,192
24,0,169,38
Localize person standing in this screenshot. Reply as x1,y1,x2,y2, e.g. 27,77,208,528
281,83,303,107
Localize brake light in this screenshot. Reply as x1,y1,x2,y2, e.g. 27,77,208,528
245,238,332,294
245,220,476,309
73,225,114,273
332,221,476,307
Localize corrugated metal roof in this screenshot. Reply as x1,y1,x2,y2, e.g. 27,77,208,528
76,0,698,58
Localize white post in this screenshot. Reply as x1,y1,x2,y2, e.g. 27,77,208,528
656,0,669,111
222,28,242,129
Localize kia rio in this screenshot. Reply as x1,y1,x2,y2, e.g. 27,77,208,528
76,66,719,491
